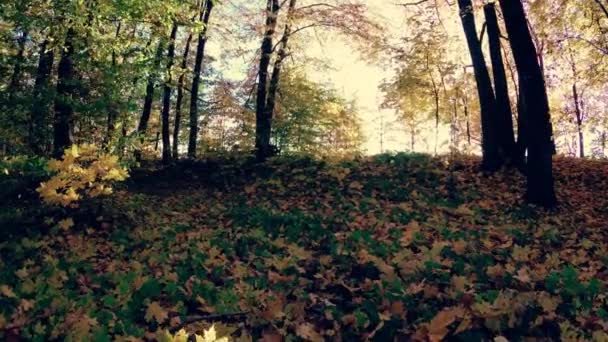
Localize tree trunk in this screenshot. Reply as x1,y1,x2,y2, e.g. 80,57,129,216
484,3,516,161
255,0,281,161
173,31,193,159
103,22,122,150
462,96,471,145
457,0,501,171
53,28,77,157
136,39,165,159
8,30,28,101
515,76,528,170
161,22,178,164
188,0,214,158
30,40,55,155
572,83,585,158
260,0,296,159
499,0,557,208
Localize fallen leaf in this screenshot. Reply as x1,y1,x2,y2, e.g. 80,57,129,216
427,307,464,342
0,285,16,298
295,323,323,342
145,301,168,324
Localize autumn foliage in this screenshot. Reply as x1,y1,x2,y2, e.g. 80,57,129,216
1,154,607,341
36,144,129,207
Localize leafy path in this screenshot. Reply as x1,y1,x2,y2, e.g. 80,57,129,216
1,154,608,341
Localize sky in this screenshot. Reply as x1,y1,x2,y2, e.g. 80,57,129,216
208,0,463,155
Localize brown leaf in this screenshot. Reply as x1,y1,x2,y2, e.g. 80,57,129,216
427,307,465,342
145,301,168,324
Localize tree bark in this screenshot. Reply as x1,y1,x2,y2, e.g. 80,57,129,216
264,0,297,153
103,22,122,150
173,31,193,159
484,3,516,162
53,28,77,157
30,40,55,155
255,0,281,161
572,83,585,158
136,39,165,159
8,30,28,101
188,0,214,158
457,0,501,171
161,22,178,164
499,0,557,208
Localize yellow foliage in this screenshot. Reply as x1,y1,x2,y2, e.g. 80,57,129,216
159,325,230,342
37,144,128,207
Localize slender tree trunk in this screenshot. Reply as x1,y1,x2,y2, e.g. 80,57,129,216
53,28,77,157
484,3,516,161
263,0,297,158
136,39,165,159
188,0,214,158
8,30,28,101
161,22,178,164
462,96,471,145
424,54,439,155
458,0,501,170
103,22,122,150
593,0,608,19
515,76,528,170
30,40,55,155
410,126,415,151
173,31,193,159
499,0,557,208
572,83,585,158
255,0,281,161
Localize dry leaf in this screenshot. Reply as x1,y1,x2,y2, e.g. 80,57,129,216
295,323,323,342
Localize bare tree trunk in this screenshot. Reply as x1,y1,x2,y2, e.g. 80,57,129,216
572,83,585,158
53,28,77,157
30,40,54,155
264,0,297,147
462,96,471,146
593,0,608,19
458,0,501,170
136,39,165,159
188,0,214,158
173,31,193,159
499,0,557,208
161,22,178,164
255,0,281,161
8,30,28,101
484,3,516,162
103,22,122,150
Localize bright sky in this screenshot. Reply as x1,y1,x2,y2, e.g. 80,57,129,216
208,0,464,155
304,1,462,155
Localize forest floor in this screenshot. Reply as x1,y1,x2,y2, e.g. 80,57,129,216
1,153,608,341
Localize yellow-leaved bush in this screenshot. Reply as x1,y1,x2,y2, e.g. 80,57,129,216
37,144,129,207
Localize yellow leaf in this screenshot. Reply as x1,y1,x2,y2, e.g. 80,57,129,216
0,314,5,329
349,181,363,190
195,324,230,342
145,301,168,324
58,218,75,230
0,285,16,298
295,323,323,342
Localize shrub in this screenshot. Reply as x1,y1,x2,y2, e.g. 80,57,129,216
36,144,129,208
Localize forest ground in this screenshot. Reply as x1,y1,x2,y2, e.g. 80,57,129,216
1,153,608,341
